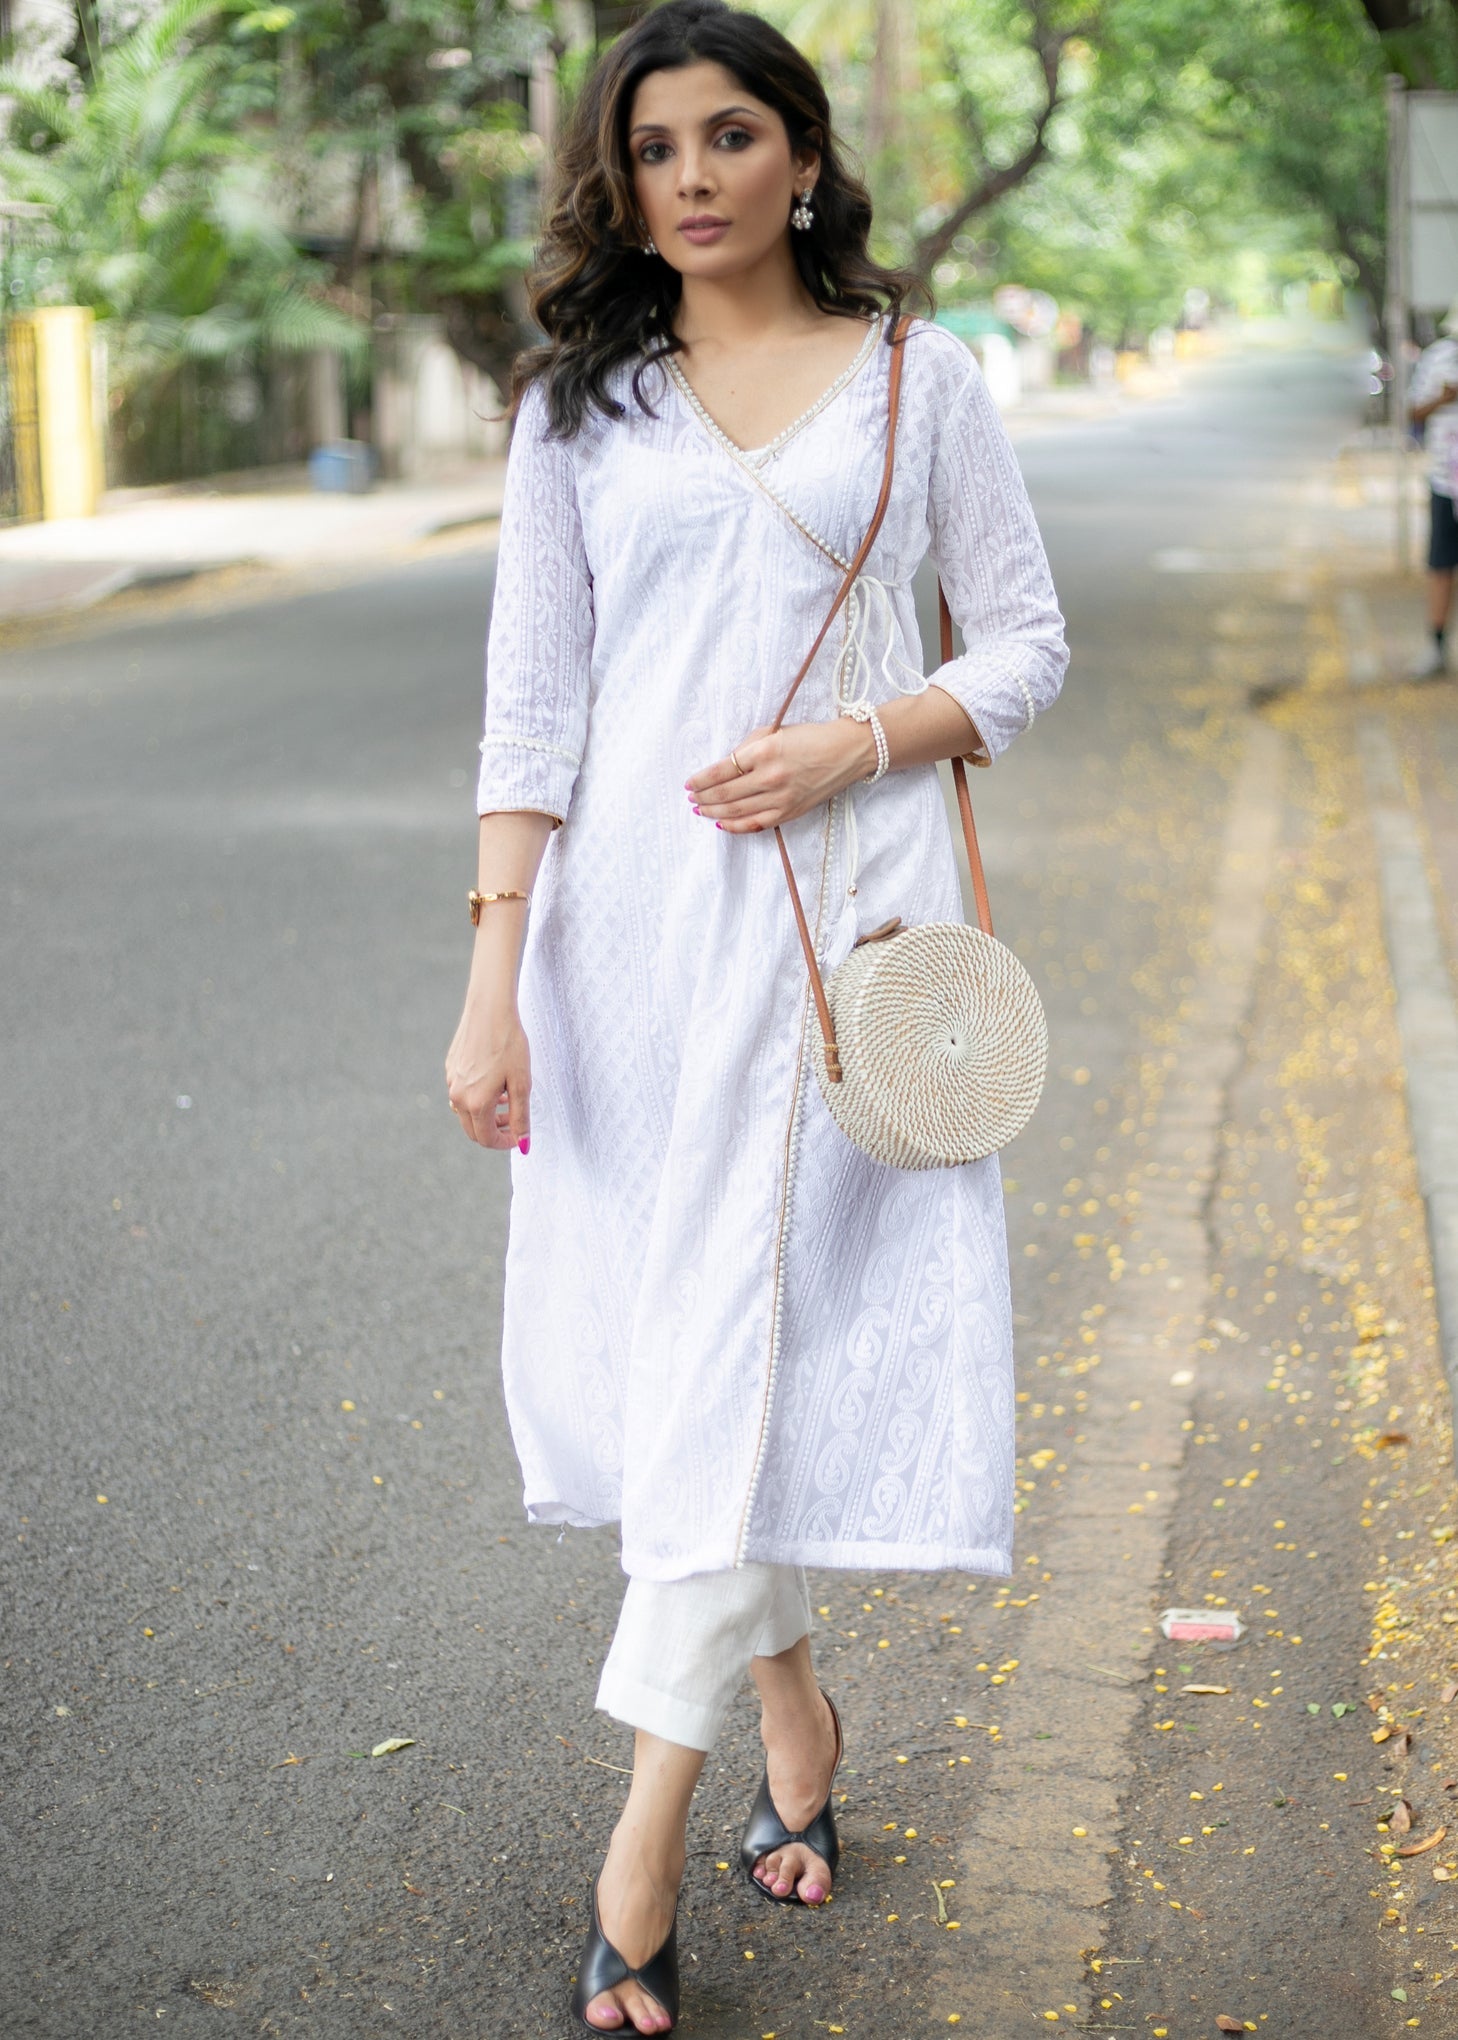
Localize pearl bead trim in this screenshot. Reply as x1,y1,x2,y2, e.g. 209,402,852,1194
665,316,880,471
844,701,889,782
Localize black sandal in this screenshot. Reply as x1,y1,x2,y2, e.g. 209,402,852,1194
739,1689,843,1907
570,1878,680,2033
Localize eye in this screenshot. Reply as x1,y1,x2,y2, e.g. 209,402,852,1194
637,140,671,164
715,125,754,150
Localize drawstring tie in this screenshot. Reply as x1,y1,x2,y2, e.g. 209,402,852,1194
833,572,928,898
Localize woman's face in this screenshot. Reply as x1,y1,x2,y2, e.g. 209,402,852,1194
627,59,817,277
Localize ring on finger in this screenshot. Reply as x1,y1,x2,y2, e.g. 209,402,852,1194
731,748,747,777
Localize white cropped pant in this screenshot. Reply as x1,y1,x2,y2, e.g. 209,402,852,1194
595,1563,813,1753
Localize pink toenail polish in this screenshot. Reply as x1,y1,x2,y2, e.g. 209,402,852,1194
518,1136,530,1155
804,1883,825,1903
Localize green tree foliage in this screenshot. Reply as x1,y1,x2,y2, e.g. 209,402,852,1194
0,0,364,393
768,0,1458,341
10,0,1458,398
242,0,568,392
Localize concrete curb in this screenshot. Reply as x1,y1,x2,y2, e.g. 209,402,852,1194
1358,716,1458,1446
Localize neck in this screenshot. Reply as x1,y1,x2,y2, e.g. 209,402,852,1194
674,240,822,350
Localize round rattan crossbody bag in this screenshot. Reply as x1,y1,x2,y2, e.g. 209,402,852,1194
766,316,1047,1168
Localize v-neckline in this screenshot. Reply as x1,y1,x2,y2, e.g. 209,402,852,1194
666,316,882,470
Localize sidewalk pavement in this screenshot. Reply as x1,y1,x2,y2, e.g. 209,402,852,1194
1315,437,1458,994
0,460,509,622
1326,443,1458,1434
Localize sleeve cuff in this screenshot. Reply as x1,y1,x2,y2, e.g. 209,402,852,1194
476,736,579,823
931,645,1055,765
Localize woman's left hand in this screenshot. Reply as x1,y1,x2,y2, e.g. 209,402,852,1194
687,718,876,833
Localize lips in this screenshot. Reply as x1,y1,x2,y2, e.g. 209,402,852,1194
678,216,730,242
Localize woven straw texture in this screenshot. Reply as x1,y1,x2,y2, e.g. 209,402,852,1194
813,925,1047,1168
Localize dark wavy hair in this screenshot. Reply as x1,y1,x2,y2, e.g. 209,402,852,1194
513,0,928,436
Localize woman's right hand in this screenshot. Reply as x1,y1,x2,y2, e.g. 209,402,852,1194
445,1000,532,1152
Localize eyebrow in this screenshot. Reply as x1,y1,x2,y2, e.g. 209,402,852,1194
629,104,762,137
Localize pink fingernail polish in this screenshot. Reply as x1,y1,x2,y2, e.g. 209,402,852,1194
518,1137,530,1156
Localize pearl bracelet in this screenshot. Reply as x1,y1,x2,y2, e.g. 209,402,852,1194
844,703,890,785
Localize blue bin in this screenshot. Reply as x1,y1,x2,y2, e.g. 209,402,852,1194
309,440,374,494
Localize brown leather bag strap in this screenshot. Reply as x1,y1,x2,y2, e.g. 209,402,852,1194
770,315,995,1080
769,318,911,734
942,583,994,939
770,314,911,1078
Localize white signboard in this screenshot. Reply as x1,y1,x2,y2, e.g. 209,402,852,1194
1409,94,1458,310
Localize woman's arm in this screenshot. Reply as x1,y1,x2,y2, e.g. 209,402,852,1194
446,811,555,1150
691,339,1065,832
448,380,593,1147
1413,380,1458,426
686,686,978,833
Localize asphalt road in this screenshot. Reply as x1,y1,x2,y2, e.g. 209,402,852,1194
1,332,1412,2039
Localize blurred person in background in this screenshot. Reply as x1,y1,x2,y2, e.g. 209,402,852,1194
444,2,1067,2030
1409,300,1458,679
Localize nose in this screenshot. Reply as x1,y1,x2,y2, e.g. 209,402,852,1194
676,147,715,200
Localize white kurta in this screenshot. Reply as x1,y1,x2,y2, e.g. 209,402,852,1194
476,316,1067,1583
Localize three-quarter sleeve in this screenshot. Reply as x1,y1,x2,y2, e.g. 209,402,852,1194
925,347,1068,763
476,380,594,822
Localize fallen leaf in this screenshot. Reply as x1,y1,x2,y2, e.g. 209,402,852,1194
1390,1798,1414,1834
1442,1778,1458,1792
1332,1703,1356,1718
1181,1684,1230,1695
1216,2020,1245,2035
1442,1682,1458,1706
1376,1432,1411,1448
370,1737,416,1758
1373,1727,1393,1744
1397,1825,1447,1859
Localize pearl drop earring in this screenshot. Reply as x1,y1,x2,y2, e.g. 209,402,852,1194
791,190,814,231
641,232,658,256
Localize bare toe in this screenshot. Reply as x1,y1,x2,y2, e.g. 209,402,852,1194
585,1984,670,2035
755,1841,829,1902
621,1981,673,2034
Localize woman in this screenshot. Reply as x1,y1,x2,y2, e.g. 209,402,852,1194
444,3,1067,2030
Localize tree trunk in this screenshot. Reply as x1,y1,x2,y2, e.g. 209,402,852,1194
1359,0,1422,31
910,8,1069,281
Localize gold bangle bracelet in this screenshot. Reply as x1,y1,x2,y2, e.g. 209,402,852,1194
468,889,531,924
